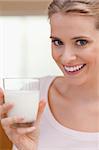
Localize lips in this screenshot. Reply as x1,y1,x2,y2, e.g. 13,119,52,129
64,64,86,74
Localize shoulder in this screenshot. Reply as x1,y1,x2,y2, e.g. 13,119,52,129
39,76,56,89
39,76,55,83
51,76,68,93
39,75,65,89
39,75,68,99
48,76,68,98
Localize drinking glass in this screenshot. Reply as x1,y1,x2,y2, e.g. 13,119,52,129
3,78,40,127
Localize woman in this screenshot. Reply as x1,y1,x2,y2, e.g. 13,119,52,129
0,0,99,149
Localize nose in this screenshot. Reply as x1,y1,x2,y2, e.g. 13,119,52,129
61,48,77,64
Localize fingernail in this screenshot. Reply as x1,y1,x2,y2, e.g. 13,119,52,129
27,126,36,132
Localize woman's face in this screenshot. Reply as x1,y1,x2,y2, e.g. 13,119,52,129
50,13,99,85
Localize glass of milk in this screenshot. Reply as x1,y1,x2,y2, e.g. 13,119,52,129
3,78,40,127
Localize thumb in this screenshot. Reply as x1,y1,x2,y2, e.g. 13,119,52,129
35,100,46,127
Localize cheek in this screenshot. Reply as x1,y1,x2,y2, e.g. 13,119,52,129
88,53,97,64
52,49,60,61
81,48,97,64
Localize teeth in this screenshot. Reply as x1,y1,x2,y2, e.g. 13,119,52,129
64,64,84,72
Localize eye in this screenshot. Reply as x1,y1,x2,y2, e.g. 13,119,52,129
76,39,88,46
52,39,63,46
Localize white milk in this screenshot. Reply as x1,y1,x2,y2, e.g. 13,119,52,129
4,90,39,122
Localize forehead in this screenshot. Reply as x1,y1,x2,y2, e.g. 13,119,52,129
50,13,97,37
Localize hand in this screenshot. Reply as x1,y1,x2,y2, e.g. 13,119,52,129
0,88,4,119
1,100,46,150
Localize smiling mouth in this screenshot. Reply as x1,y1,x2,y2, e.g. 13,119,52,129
64,64,86,74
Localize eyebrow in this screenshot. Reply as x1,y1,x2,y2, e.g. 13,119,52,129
50,36,88,40
50,36,62,41
71,36,89,40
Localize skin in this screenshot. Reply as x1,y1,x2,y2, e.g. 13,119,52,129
49,12,99,132
0,12,99,150
50,13,99,86
0,88,46,150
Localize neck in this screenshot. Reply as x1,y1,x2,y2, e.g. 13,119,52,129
65,78,99,103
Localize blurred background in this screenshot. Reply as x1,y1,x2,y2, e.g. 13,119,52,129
0,0,62,86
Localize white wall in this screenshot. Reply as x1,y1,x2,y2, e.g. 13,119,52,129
0,16,62,82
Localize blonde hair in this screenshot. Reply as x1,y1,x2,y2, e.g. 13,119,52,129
48,0,99,29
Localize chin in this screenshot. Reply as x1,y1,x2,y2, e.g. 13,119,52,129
63,74,89,86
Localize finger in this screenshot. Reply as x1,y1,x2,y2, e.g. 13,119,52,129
0,88,4,104
16,126,36,134
34,100,46,127
0,103,14,116
1,116,25,129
